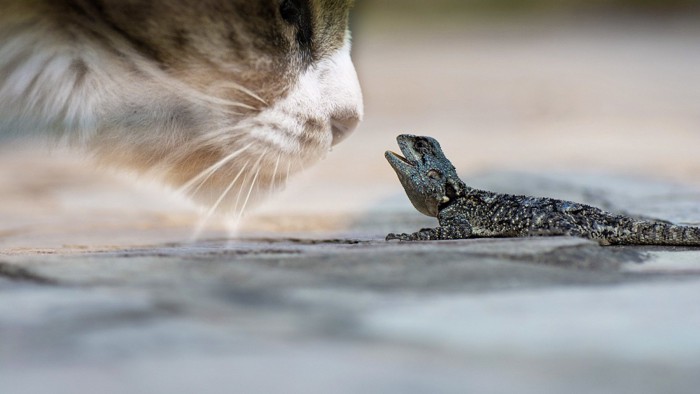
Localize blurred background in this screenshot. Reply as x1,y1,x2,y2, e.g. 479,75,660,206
356,0,700,18
346,0,700,177
1,0,700,250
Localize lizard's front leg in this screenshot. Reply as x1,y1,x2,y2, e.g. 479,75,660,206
386,204,474,241
386,224,472,241
386,227,435,241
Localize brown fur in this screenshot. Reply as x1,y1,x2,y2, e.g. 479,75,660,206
0,0,363,213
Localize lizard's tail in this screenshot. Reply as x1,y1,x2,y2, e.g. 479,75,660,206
613,221,700,246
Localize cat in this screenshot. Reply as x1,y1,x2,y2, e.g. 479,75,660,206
0,0,363,214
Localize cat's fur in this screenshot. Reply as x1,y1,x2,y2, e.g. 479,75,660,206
0,0,363,213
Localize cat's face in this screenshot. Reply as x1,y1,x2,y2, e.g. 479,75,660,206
0,0,363,214
91,0,364,213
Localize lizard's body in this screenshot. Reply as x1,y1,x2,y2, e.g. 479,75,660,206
385,134,700,245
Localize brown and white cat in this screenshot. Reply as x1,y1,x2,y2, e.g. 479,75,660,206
0,0,363,213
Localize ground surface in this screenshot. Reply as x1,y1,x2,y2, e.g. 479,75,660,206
2,18,700,394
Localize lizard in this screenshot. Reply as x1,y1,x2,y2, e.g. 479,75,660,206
385,134,700,245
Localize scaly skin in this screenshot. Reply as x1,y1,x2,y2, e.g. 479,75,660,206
385,134,700,245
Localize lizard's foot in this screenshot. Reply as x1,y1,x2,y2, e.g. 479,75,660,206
386,228,437,241
386,225,473,242
386,232,412,241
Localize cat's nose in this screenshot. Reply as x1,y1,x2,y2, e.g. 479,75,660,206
318,39,363,146
331,112,361,146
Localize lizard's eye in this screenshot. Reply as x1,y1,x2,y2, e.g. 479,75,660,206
427,169,441,179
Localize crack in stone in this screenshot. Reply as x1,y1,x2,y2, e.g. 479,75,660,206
0,262,59,285
461,243,651,271
520,244,650,270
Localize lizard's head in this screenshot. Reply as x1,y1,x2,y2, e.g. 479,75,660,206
385,134,461,217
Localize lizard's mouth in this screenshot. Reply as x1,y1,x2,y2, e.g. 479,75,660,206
385,151,413,166
385,134,421,173
385,150,417,176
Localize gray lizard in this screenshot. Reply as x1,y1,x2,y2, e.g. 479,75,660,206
385,134,700,245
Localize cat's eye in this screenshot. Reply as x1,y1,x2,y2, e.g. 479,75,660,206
279,0,301,25
279,0,313,49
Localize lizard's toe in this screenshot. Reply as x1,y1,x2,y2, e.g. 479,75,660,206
386,233,413,242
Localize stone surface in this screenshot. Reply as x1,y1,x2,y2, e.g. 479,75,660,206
2,233,700,394
3,17,700,394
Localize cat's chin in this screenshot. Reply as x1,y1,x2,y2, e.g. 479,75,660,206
89,124,332,216
164,134,332,216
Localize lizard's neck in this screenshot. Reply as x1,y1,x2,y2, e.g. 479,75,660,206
447,177,470,199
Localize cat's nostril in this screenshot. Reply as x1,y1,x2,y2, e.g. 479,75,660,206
330,114,360,146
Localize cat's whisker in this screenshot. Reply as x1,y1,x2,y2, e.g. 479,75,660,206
237,149,268,220
230,164,256,219
197,95,257,111
175,141,254,195
174,127,253,164
132,61,257,113
284,159,292,187
190,160,250,241
217,81,268,106
153,126,248,170
154,68,257,111
200,124,249,139
267,152,282,198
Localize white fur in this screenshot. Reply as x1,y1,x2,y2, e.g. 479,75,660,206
250,39,364,154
